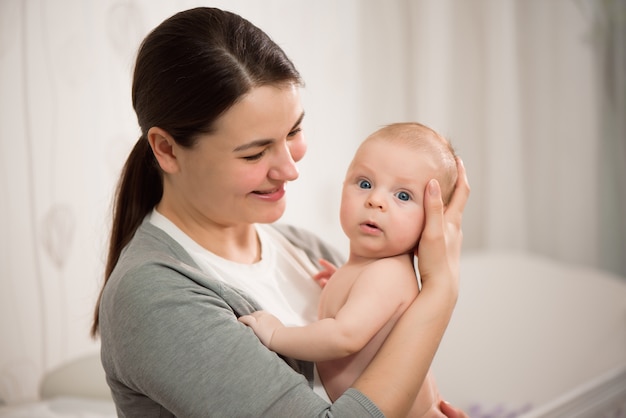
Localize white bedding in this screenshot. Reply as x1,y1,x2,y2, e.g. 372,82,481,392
432,250,626,416
0,397,116,418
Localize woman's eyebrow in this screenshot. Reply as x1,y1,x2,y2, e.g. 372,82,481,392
291,111,305,130
233,139,273,152
232,111,305,152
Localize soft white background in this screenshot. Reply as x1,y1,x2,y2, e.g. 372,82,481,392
1,0,624,408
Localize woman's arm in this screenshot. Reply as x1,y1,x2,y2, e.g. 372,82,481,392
352,158,470,418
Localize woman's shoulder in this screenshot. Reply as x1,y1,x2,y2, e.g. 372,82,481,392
104,220,206,298
129,219,196,263
100,220,251,328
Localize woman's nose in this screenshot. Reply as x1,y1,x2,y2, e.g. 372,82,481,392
268,142,300,181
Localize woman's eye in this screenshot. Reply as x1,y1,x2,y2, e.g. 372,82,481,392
243,150,266,161
288,127,302,137
396,191,411,201
358,179,372,189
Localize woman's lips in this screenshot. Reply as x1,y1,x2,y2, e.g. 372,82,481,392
251,184,286,202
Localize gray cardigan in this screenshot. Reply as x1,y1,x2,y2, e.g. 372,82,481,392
99,220,384,417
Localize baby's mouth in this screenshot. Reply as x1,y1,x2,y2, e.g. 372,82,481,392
361,221,382,233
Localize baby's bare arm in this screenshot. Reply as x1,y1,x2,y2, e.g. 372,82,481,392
239,256,418,362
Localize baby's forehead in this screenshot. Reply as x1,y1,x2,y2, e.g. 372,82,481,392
367,127,440,147
352,141,442,175
358,134,455,187
358,134,442,161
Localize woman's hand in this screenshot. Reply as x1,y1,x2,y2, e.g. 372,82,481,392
417,158,470,418
416,157,469,294
439,400,470,418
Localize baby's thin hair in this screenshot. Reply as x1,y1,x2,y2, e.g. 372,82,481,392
367,122,458,205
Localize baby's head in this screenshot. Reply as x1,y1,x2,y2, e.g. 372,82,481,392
341,122,458,258
362,122,458,205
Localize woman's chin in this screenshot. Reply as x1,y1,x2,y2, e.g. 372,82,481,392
253,205,286,224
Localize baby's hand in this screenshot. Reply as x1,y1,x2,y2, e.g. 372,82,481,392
313,258,337,288
238,311,284,347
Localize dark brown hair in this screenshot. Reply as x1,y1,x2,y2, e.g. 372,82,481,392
91,7,303,336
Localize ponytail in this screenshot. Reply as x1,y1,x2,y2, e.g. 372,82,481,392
91,136,162,336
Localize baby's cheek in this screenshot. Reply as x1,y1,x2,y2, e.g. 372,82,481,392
289,137,307,163
413,213,427,242
416,208,426,233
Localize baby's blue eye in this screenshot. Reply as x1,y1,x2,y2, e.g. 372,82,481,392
396,191,411,201
358,179,372,189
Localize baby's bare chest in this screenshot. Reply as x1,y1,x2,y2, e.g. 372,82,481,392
317,265,366,318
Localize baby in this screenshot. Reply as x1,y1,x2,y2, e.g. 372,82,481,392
240,122,458,417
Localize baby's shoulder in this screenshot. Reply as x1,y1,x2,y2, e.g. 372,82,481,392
371,253,414,269
362,255,416,282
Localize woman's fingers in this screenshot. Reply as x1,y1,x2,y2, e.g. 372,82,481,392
417,179,447,281
445,157,470,226
417,179,446,264
417,157,470,285
439,400,470,418
422,178,446,243
443,157,470,269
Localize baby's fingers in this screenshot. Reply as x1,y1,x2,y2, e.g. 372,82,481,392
238,315,257,327
313,258,337,288
318,258,337,273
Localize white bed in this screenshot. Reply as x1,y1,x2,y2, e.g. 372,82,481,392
0,354,115,417
1,251,624,417
432,251,626,418
0,397,116,418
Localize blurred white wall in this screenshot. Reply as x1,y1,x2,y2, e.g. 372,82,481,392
0,0,624,406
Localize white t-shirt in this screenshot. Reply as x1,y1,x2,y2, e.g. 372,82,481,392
148,209,330,401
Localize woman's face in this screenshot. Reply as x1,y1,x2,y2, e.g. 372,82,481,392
164,84,306,228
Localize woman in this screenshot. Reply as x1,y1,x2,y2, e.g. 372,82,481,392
92,7,470,417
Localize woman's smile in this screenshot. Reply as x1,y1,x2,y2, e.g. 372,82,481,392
250,184,286,202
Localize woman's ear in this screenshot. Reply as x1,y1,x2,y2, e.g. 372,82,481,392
147,127,179,173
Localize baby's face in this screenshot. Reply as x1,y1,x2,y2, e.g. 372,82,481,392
340,138,442,258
